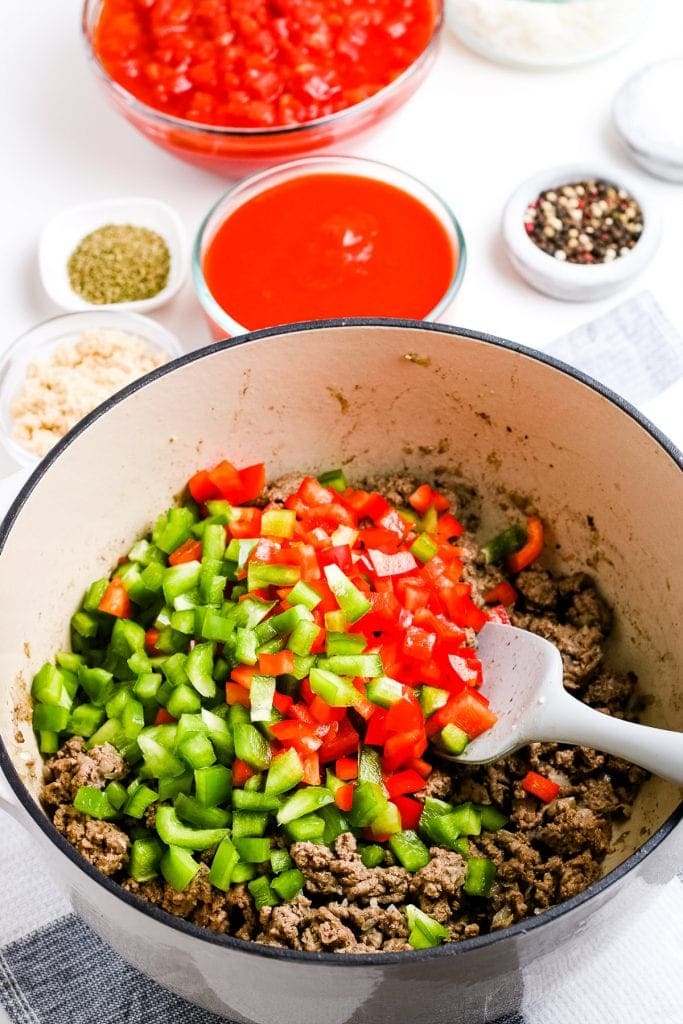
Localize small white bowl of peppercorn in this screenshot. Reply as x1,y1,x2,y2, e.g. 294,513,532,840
38,196,188,313
502,165,661,302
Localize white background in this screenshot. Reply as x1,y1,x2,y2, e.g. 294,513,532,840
0,2,682,1020
1,0,683,480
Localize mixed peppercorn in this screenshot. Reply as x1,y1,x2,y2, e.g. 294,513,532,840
524,179,644,265
32,460,552,949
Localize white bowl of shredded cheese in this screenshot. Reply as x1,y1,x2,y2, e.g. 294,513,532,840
0,310,183,468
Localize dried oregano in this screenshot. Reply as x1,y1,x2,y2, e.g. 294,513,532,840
67,223,170,304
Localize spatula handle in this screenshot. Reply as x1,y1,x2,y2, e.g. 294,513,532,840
536,692,683,785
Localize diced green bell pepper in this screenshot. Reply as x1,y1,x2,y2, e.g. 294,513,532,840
405,904,450,948
232,810,269,838
129,836,164,882
316,654,383,678
309,667,360,708
271,868,305,901
155,805,228,850
73,785,118,820
248,875,279,908
276,786,334,825
323,564,371,623
194,764,232,807
463,857,497,897
234,836,271,863
209,836,240,891
174,793,230,829
388,830,431,871
265,748,305,795
233,723,271,771
160,844,200,892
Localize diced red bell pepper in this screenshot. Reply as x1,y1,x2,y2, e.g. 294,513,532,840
232,758,256,787
507,515,544,573
227,506,262,538
436,512,464,540
301,503,355,532
408,483,434,515
483,580,518,605
269,720,322,752
438,581,488,631
487,604,512,625
521,770,560,803
309,695,346,724
377,507,410,540
430,489,451,512
287,701,316,727
334,782,355,812
385,695,424,735
364,707,389,746
272,690,294,715
385,769,426,798
298,476,334,506
408,757,433,778
430,689,497,739
145,627,162,656
302,751,321,786
168,538,203,565
154,707,176,725
236,463,267,503
318,717,359,762
258,650,295,676
230,664,257,689
362,493,392,521
98,577,131,618
335,756,358,781
187,469,220,504
392,794,423,830
382,729,427,773
225,682,251,707
447,651,483,688
367,548,418,578
358,527,402,551
401,625,436,662
317,544,353,575
208,459,243,500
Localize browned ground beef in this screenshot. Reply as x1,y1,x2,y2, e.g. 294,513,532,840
40,484,647,952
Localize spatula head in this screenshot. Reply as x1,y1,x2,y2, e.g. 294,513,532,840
439,622,564,764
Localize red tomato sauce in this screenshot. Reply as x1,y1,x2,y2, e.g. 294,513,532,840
202,173,457,330
94,0,438,129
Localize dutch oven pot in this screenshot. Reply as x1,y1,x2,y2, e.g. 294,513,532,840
0,320,681,1024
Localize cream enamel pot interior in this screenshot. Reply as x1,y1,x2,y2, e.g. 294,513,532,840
0,319,681,1024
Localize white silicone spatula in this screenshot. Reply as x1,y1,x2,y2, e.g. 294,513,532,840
438,622,683,785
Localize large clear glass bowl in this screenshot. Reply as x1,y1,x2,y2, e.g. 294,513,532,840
82,0,444,177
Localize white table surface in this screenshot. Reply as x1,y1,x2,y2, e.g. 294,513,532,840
0,3,682,1022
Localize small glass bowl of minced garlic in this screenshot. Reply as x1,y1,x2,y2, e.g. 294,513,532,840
38,197,188,313
0,310,183,467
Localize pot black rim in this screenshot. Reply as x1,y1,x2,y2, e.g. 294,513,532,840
1,316,681,966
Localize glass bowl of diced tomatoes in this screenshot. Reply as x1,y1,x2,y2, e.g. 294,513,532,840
82,0,444,177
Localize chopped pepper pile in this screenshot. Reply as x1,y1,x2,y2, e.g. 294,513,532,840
31,459,549,948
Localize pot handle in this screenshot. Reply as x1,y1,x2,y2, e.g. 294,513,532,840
0,467,32,522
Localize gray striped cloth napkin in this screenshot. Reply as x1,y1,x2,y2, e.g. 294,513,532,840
1,290,682,1024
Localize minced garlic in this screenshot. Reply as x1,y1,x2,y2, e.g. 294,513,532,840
10,328,168,457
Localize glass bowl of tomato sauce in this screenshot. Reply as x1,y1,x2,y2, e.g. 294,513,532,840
82,0,444,177
191,155,466,339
